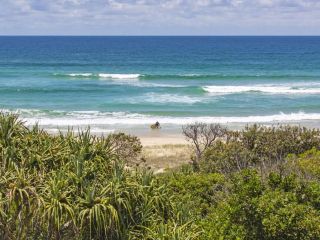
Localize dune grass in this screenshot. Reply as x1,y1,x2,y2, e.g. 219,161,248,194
142,144,192,172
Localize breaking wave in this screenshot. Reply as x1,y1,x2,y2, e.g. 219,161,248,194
3,109,320,128
56,73,141,80
202,85,320,95
98,74,141,79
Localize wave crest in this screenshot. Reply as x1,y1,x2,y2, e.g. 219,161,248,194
61,73,141,80
68,73,93,77
202,85,320,95
98,74,141,79
137,93,202,104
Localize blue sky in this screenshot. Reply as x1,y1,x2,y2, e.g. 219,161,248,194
0,0,319,35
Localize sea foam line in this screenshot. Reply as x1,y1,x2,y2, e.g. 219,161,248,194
68,73,93,77
134,93,203,104
98,73,141,79
203,85,320,95
64,73,141,79
5,109,320,126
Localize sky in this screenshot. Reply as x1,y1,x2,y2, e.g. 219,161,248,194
0,0,320,35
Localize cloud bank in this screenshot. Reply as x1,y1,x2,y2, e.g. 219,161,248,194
0,0,319,35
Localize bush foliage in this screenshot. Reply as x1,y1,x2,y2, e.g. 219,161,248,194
1,116,320,239
201,124,320,174
0,113,198,239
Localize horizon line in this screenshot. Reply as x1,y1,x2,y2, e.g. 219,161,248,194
1,35,320,37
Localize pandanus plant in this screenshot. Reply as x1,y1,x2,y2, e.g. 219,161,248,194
0,166,40,239
0,113,192,239
78,186,119,239
0,113,28,169
41,171,75,239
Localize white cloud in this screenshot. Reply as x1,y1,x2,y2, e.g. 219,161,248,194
0,0,319,35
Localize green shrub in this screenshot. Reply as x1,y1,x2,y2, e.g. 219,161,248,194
168,172,225,217
203,140,255,174
202,124,320,174
257,190,320,239
290,148,320,180
197,170,320,240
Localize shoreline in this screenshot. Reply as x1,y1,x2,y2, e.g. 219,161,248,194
38,122,320,171
41,120,320,140
140,135,187,146
133,129,187,146
36,120,320,147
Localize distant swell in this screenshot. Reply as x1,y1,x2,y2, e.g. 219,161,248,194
57,73,141,80
140,74,319,81
55,73,320,81
202,85,320,95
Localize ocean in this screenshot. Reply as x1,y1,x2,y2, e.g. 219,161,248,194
1,36,320,133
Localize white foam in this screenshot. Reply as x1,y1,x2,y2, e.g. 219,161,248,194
136,93,202,104
45,127,115,135
98,74,141,79
62,73,141,80
68,73,93,77
203,85,320,95
58,72,188,88
5,109,320,127
181,74,203,77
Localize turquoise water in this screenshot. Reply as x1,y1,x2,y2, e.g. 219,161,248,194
1,36,320,132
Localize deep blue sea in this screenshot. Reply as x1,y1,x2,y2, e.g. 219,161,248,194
1,36,320,133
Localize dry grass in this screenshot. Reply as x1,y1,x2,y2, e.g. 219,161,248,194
141,144,192,172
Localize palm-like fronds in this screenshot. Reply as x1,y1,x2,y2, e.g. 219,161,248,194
0,113,184,239
0,113,27,146
41,171,75,239
78,186,119,239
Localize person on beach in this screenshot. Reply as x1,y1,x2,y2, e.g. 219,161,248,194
150,121,161,129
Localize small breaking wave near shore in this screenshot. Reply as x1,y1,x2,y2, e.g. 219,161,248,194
3,109,320,128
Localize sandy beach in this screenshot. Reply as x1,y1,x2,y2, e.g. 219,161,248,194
139,133,187,146
133,130,192,171
141,143,192,172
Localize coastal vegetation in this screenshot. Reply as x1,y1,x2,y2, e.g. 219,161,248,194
1,113,320,239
